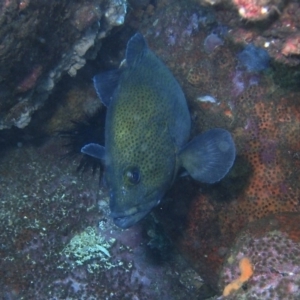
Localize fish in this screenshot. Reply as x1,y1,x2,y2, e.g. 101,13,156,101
81,33,236,229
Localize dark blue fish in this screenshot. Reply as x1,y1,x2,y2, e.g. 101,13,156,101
82,33,236,229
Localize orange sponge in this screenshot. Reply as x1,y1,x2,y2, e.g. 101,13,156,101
223,257,254,297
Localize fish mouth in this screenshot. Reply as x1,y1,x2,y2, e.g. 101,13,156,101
111,198,159,229
112,210,150,229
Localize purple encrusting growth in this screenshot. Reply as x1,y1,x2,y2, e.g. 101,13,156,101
218,218,300,299
237,44,270,72
260,139,278,165
244,120,279,166
244,117,260,138
166,27,177,46
160,6,216,47
204,33,224,53
231,70,246,97
231,69,260,98
165,12,200,46
245,121,278,165
183,13,199,37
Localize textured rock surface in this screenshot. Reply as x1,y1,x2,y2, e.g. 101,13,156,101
0,0,126,130
0,137,204,299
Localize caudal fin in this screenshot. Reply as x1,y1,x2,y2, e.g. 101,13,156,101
179,129,236,183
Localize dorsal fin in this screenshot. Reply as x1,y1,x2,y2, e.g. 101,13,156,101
93,69,121,107
126,33,148,66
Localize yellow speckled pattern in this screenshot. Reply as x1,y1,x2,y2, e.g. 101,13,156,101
105,35,191,218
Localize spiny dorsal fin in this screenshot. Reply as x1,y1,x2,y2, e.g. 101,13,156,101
126,33,148,66
93,69,121,107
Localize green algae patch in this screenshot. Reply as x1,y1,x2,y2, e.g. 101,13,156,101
62,226,118,273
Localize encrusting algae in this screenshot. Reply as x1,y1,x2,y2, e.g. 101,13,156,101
223,257,254,297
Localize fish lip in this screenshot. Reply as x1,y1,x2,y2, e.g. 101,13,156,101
112,210,150,229
110,198,159,229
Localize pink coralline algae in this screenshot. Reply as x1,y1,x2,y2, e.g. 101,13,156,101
19,0,30,11
197,0,300,66
282,34,300,56
16,65,43,93
231,0,282,21
218,213,300,299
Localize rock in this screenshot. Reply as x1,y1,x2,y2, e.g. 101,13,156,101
0,0,127,130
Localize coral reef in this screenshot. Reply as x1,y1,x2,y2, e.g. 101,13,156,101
155,67,300,290
215,0,300,66
231,0,283,21
218,213,300,299
193,0,300,66
123,0,300,293
218,90,300,235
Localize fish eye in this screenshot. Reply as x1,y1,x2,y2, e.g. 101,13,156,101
124,167,140,185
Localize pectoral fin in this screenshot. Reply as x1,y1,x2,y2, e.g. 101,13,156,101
81,143,105,160
179,129,236,183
